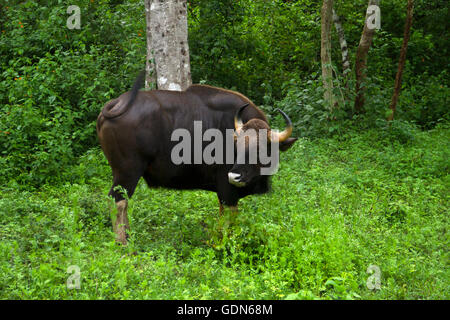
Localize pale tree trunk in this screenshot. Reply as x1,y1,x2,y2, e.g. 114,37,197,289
144,0,157,89
321,0,335,110
145,0,192,91
388,0,414,121
354,0,380,113
175,0,192,90
332,8,350,86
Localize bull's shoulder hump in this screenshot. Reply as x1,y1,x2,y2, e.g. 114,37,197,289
186,84,263,113
186,84,249,102
187,85,267,122
137,89,205,116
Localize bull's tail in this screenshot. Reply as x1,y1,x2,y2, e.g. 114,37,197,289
101,70,146,119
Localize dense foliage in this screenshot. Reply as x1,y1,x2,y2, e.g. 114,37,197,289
0,0,146,185
0,0,448,299
1,125,448,299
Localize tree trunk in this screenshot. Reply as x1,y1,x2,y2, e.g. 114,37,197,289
332,8,350,86
388,0,414,121
145,0,192,91
354,0,380,113
321,0,334,110
144,0,157,89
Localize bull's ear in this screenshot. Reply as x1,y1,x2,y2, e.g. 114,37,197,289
279,137,297,151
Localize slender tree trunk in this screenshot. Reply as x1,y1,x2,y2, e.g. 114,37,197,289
354,0,380,113
332,8,350,86
144,0,157,89
388,0,414,121
175,0,192,89
321,0,334,110
145,0,192,91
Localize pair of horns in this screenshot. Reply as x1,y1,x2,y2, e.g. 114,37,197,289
234,103,293,143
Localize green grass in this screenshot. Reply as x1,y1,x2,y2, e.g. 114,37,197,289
0,125,448,299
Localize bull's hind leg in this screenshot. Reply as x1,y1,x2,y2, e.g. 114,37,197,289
114,199,129,245
109,170,142,245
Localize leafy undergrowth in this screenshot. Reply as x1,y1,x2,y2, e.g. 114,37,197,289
0,125,448,299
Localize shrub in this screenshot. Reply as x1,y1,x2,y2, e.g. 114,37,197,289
0,0,146,186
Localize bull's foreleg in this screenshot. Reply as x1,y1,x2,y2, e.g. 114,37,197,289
216,176,240,238
219,201,223,215
113,200,130,245
225,205,238,216
215,199,239,244
218,199,238,216
218,199,224,216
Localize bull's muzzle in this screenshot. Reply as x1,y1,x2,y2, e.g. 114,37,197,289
228,172,245,187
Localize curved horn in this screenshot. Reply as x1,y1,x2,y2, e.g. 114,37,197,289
234,103,249,132
270,109,293,142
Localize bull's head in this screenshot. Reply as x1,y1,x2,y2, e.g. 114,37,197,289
228,104,297,187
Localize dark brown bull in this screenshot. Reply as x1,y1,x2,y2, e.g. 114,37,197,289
97,72,297,244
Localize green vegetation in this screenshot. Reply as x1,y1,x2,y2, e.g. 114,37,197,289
0,0,448,299
1,125,448,299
